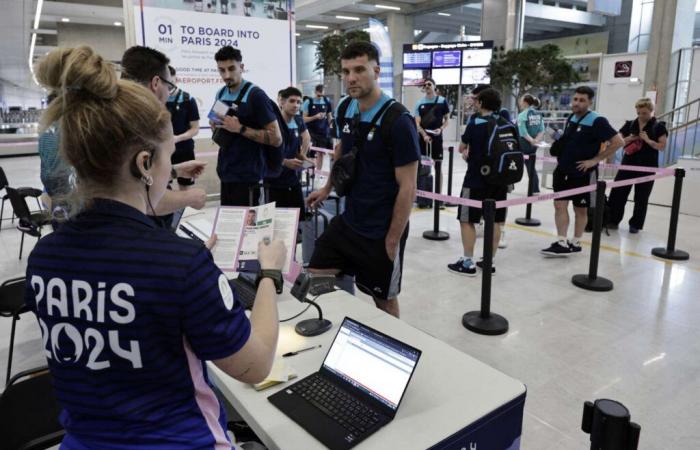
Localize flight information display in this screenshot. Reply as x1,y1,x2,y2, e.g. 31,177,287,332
462,48,493,67
461,67,490,85
403,69,431,86
431,68,461,85
432,50,461,68
403,52,432,69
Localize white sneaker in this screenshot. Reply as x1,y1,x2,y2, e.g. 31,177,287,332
475,222,484,238
498,230,508,249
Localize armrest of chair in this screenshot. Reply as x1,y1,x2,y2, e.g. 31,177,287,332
6,366,50,388
17,187,43,198
18,430,66,450
1,276,26,287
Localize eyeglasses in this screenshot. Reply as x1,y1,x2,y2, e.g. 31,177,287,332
159,76,178,95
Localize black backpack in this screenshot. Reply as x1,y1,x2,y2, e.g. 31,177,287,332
213,82,284,177
480,116,524,186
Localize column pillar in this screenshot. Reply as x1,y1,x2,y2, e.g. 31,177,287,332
643,0,695,113
386,13,414,94
480,0,525,51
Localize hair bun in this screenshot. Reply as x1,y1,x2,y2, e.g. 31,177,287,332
37,46,117,100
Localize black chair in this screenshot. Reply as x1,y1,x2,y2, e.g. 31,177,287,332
1,166,43,230
0,366,65,450
5,187,51,259
0,276,30,387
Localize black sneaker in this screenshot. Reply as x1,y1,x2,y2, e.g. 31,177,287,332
447,257,477,277
568,241,582,254
475,260,496,275
541,241,572,257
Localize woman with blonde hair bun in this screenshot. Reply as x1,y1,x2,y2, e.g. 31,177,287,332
24,46,286,449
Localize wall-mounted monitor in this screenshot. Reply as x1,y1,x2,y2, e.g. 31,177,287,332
403,69,431,86
403,52,431,69
431,68,461,85
432,50,461,68
462,49,492,67
461,67,490,85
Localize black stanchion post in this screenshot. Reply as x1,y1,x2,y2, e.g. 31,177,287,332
462,199,509,335
423,159,450,241
446,146,458,207
515,154,541,226
652,168,690,260
572,181,613,292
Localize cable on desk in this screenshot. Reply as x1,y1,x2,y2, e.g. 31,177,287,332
279,295,320,323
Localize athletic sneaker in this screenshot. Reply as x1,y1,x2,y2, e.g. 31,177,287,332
498,230,508,249
541,241,572,257
629,226,640,234
568,241,582,254
447,257,477,277
476,259,496,275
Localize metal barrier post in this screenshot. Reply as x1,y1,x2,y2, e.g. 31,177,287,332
462,199,509,335
515,154,541,226
423,159,450,241
652,168,690,260
445,146,458,207
572,181,613,292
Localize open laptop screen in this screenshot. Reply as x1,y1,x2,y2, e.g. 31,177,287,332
322,318,420,411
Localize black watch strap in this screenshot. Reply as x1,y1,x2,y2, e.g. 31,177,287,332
170,167,178,180
256,269,283,294
240,125,248,135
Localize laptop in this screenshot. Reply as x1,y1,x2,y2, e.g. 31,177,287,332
269,317,422,449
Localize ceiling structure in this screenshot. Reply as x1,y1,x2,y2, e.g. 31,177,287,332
0,0,670,105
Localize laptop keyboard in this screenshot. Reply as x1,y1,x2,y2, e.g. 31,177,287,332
291,374,382,436
229,277,256,309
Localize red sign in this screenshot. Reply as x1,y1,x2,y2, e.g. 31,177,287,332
614,61,633,78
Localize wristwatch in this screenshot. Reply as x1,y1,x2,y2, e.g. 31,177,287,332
239,125,248,135
255,269,283,294
170,167,178,180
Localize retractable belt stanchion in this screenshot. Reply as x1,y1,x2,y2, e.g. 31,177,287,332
515,154,541,226
445,146,458,207
422,159,450,241
462,199,509,335
652,168,690,261
572,181,614,292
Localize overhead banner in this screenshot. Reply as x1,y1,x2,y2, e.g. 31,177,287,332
133,0,295,132
368,18,393,98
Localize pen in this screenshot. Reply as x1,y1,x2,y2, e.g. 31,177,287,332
282,345,322,358
179,225,204,243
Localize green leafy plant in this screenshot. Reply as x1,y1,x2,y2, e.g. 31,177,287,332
488,44,580,103
315,30,371,77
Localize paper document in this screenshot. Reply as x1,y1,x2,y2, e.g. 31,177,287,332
211,207,247,272
238,202,276,272
253,358,297,391
273,208,300,273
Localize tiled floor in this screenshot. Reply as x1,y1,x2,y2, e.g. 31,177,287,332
1,153,699,449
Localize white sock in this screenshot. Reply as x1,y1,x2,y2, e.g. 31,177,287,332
557,236,567,245
571,237,581,245
463,253,473,260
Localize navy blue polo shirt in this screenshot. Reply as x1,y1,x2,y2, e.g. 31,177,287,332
558,111,617,177
461,113,501,189
335,93,421,239
25,199,250,449
414,95,450,130
302,96,332,137
265,115,307,188
215,80,277,183
166,89,200,154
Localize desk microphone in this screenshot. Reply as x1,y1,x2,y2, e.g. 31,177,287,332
290,272,336,336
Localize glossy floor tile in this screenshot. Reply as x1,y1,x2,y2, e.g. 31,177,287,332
1,154,699,449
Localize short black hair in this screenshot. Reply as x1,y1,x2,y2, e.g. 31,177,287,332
340,41,379,64
424,77,436,86
471,84,491,95
280,86,302,100
315,84,324,93
169,65,176,77
476,88,502,112
575,86,595,100
121,46,170,85
215,46,242,62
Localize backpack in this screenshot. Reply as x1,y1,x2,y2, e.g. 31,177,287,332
479,116,524,186
213,82,284,177
331,97,414,196
166,90,192,118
